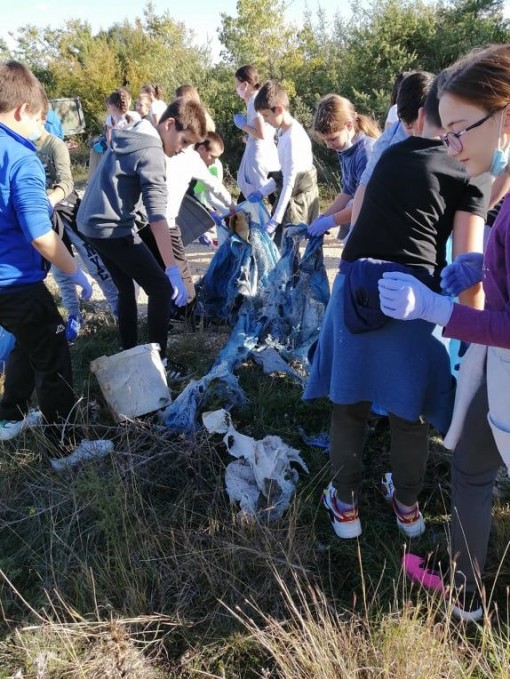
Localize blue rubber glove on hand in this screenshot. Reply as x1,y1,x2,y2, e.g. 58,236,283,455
210,211,223,226
264,219,279,236
378,271,454,326
165,264,188,307
247,190,263,203
69,267,93,301
440,252,484,296
308,213,335,237
233,113,247,129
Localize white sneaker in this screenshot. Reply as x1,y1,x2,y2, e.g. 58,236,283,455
381,471,425,538
50,439,113,471
0,409,43,441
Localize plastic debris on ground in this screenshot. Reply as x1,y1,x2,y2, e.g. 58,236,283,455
162,363,247,434
202,408,309,522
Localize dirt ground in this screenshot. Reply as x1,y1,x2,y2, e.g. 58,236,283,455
85,232,344,312
185,232,344,287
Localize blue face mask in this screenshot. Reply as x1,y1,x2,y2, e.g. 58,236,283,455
489,111,509,176
489,146,510,176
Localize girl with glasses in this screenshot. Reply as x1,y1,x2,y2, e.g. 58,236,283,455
379,43,510,623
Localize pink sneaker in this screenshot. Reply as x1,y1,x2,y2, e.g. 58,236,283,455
402,554,483,623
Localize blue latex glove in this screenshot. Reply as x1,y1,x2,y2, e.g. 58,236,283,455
210,211,224,226
247,190,263,203
264,219,279,236
440,252,484,296
378,271,454,326
233,113,247,129
307,213,335,237
165,264,188,307
69,267,93,301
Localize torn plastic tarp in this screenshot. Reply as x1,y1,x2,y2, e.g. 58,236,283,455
202,408,309,521
162,363,247,433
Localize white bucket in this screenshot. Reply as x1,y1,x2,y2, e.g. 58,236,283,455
91,343,171,421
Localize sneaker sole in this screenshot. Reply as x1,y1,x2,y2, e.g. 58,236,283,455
396,512,426,538
451,602,483,623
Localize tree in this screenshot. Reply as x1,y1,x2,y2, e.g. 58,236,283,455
218,0,296,77
431,0,510,69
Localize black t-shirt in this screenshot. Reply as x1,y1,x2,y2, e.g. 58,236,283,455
343,137,491,273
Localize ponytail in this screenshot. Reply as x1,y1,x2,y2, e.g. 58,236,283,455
354,113,380,139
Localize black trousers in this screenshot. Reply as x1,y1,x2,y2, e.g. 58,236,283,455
137,224,195,302
86,234,172,357
330,401,429,506
0,282,75,443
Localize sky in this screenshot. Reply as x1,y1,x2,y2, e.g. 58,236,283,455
1,0,352,56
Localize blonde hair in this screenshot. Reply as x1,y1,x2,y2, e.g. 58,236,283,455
312,94,380,140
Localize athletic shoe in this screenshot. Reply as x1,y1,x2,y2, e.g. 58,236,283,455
403,554,483,623
0,409,43,441
322,482,362,539
381,472,425,538
65,314,82,342
50,439,113,471
381,471,395,503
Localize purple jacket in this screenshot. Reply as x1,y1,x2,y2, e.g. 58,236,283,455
444,193,510,348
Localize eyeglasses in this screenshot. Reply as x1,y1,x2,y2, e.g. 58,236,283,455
439,113,492,153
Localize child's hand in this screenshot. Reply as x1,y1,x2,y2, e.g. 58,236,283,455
440,252,484,296
233,113,247,129
247,190,263,203
69,267,93,301
308,214,335,237
378,272,454,326
264,219,279,236
165,265,188,307
210,211,224,226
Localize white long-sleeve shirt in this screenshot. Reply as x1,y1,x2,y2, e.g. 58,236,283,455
165,148,232,226
259,119,314,224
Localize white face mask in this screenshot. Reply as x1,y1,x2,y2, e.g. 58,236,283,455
27,119,44,142
236,83,246,98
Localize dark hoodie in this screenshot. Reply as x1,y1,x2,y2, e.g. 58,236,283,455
77,119,168,239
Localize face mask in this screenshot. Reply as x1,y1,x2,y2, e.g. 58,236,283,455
236,83,246,98
489,111,510,176
489,147,510,176
28,126,43,142
27,118,43,142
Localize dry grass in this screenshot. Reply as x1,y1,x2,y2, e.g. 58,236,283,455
0,283,509,677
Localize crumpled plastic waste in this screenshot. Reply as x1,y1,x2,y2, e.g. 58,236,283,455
251,346,303,383
162,363,247,433
202,408,309,521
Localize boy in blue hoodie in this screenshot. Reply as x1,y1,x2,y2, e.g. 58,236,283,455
0,61,91,453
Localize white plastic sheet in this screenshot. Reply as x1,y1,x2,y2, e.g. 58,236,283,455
202,409,308,521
